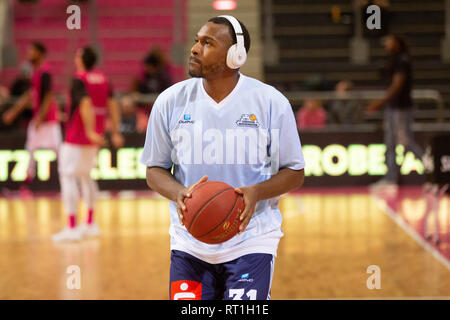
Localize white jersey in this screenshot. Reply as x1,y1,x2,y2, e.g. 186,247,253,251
140,73,305,264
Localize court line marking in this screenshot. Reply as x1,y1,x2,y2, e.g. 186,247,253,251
371,194,450,271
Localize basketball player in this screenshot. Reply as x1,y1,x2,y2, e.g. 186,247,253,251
140,16,305,300
367,34,423,189
3,42,61,193
52,46,124,242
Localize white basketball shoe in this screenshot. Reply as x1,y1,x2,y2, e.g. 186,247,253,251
79,222,101,239
51,226,83,243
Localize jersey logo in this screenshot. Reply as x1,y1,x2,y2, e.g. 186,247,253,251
238,273,254,282
236,114,259,127
179,114,195,124
171,280,202,300
86,73,105,84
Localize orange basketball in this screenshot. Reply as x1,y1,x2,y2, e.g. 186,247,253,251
183,181,244,244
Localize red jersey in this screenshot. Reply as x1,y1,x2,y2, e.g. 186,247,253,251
30,62,58,122
296,107,327,129
65,70,111,145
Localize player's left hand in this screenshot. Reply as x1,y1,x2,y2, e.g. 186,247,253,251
111,132,125,149
366,100,383,113
34,118,43,130
2,110,15,125
234,185,259,235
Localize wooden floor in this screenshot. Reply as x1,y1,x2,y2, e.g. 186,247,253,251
0,189,449,300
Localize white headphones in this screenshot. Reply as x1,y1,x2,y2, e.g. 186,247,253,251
218,15,247,69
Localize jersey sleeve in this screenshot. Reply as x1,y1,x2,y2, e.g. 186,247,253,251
271,94,305,172
139,97,173,169
40,72,51,94
39,72,52,104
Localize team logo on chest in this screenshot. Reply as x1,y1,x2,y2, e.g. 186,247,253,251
236,114,259,127
179,114,195,124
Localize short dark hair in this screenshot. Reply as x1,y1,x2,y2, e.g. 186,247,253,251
31,42,46,55
81,46,97,70
208,16,251,54
144,53,161,67
389,34,409,55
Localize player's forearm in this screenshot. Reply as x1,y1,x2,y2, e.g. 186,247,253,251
37,93,52,121
252,168,304,201
146,166,185,202
11,92,31,117
80,96,102,144
380,86,400,106
107,98,121,134
380,73,405,106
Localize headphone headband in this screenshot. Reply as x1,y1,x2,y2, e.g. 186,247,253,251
217,15,247,69
218,15,245,48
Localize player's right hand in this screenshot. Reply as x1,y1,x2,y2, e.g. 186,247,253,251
366,100,383,113
87,131,108,147
176,175,208,226
111,132,125,149
2,110,15,125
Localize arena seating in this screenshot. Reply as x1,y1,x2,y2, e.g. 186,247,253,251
0,0,186,93
265,0,450,118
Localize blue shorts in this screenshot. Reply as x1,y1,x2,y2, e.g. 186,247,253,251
169,250,275,300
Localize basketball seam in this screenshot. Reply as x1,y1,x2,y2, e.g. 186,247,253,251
188,181,222,196
196,193,241,239
187,187,234,232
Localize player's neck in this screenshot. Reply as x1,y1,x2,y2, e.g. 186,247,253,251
202,72,240,104
32,59,43,68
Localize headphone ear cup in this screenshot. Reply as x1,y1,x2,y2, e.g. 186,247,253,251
226,44,247,69
235,46,247,67
226,44,238,69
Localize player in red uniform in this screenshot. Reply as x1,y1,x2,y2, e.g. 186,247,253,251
52,46,124,242
3,42,61,193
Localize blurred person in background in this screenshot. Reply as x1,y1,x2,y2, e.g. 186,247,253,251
329,80,360,124
126,47,173,127
296,98,327,129
132,47,172,95
2,42,61,195
10,62,32,98
118,95,148,134
0,85,11,130
119,95,137,133
0,62,33,131
366,34,423,189
52,46,124,242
